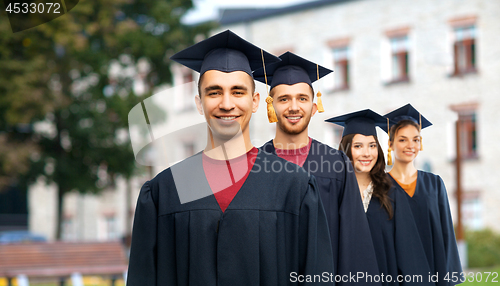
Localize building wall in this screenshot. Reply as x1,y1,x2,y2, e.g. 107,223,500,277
29,175,144,242
27,0,500,241
212,0,500,231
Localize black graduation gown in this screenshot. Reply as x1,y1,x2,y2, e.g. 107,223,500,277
366,175,436,286
366,188,399,286
389,171,462,286
261,139,380,286
127,150,334,286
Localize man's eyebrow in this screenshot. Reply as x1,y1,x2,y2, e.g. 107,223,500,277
231,85,247,91
204,85,223,92
277,94,290,99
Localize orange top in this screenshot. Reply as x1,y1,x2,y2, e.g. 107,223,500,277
390,174,417,197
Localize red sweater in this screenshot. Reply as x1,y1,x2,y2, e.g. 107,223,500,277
275,137,312,167
202,147,258,212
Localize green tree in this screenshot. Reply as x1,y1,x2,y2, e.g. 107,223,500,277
0,0,214,239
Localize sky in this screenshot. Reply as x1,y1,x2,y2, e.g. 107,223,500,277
182,0,316,24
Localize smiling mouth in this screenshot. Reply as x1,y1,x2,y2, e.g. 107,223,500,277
215,116,239,120
359,160,372,165
285,115,302,123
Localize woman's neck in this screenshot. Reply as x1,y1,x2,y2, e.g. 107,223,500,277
389,160,417,184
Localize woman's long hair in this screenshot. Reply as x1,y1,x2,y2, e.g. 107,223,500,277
340,134,393,219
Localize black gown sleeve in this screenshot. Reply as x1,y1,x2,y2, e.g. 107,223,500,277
126,181,158,286
298,175,335,285
437,176,463,283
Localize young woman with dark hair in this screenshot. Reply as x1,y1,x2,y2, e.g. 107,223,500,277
339,133,393,217
327,109,397,286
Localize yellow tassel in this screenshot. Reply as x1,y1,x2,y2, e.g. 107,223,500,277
387,147,393,165
315,64,325,113
419,113,423,151
316,91,324,113
386,119,392,165
266,96,278,123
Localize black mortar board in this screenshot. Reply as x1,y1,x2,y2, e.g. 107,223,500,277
325,109,388,137
253,51,333,89
384,104,432,129
170,30,280,77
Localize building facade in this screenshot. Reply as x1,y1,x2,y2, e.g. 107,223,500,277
206,0,499,232
28,0,500,242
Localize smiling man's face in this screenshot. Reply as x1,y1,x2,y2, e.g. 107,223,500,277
196,70,259,142
271,82,317,136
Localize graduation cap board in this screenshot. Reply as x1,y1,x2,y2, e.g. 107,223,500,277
170,30,281,77
384,103,432,164
384,103,432,130
253,51,333,89
325,109,388,137
253,51,333,122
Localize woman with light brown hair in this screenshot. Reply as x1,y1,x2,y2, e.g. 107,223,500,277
385,103,462,285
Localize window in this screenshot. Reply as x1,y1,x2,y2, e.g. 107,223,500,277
453,26,476,75
62,216,76,241
105,215,119,240
332,47,349,90
463,192,482,230
451,103,478,159
327,38,350,91
390,36,409,82
458,111,477,159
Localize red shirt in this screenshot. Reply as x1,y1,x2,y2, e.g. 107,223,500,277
202,147,258,212
275,137,312,167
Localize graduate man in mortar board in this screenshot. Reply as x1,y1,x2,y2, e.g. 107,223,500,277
256,52,380,285
126,31,334,286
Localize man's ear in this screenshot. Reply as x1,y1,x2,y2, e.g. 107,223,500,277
311,102,318,116
195,95,204,115
252,92,260,113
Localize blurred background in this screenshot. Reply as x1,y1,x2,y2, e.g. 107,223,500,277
1,0,500,285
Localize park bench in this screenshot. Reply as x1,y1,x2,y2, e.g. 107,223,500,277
0,241,128,286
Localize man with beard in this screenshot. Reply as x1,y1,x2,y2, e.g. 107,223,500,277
126,32,334,286
256,52,380,286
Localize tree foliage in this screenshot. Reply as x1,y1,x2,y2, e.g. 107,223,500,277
0,0,214,238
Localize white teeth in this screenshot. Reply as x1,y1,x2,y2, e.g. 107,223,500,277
288,116,301,120
220,116,236,120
